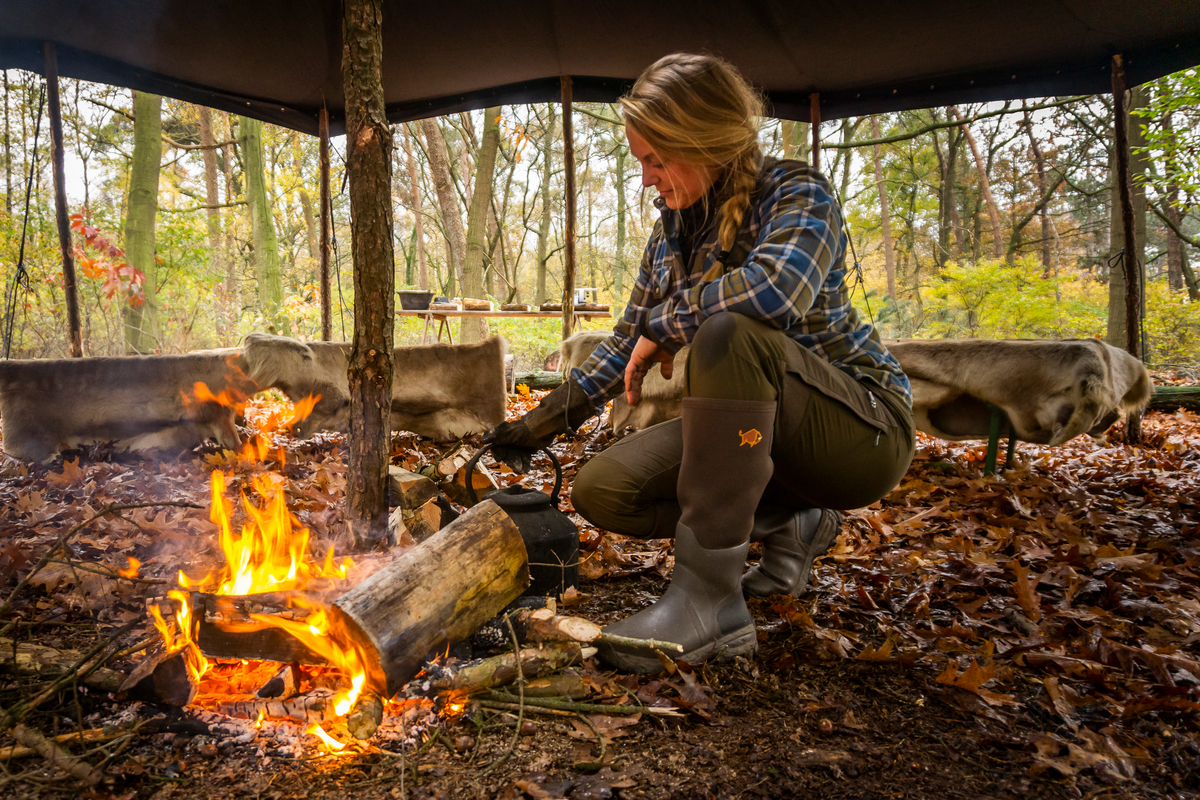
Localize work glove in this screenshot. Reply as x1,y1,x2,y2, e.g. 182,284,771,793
482,378,597,473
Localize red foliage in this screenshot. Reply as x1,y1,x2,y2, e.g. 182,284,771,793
69,209,145,307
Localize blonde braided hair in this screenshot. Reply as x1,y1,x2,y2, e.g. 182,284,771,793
619,53,764,253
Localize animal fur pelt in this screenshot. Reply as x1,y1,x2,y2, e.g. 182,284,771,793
242,333,507,441
883,338,1152,445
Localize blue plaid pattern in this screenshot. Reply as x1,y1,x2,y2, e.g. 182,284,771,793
572,158,911,407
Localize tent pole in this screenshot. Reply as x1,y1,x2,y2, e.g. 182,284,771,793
560,75,577,340
1110,53,1142,443
319,107,332,341
43,43,83,358
810,92,821,172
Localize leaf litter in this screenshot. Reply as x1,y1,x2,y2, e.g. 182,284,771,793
0,372,1196,798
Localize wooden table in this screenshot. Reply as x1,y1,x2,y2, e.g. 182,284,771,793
396,309,612,344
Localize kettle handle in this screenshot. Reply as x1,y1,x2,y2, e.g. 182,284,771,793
463,443,563,507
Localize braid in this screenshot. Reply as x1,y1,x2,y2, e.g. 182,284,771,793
717,148,761,254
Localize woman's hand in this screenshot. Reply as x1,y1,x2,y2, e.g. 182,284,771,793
624,336,675,406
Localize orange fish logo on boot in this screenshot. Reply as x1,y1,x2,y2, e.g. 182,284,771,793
738,429,763,447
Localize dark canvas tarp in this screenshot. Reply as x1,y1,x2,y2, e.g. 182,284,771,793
2,0,1199,134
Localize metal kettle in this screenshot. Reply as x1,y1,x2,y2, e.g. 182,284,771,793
465,444,580,598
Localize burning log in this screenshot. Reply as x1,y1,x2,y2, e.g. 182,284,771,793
329,499,529,696
215,687,339,724
418,642,587,695
347,692,384,739
118,643,197,707
192,591,331,664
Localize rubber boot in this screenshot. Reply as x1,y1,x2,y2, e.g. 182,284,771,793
598,398,776,673
742,506,843,598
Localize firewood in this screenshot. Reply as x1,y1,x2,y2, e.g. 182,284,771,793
500,304,531,312
388,465,438,510
329,499,530,696
0,637,125,694
387,497,443,544
215,687,338,724
511,607,602,644
193,590,331,664
347,691,384,740
119,643,196,707
460,297,492,311
440,458,499,507
421,642,584,695
523,674,588,699
540,302,563,312
511,370,565,391
255,664,300,699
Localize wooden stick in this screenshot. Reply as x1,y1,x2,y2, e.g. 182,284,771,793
348,692,384,740
480,690,683,717
43,42,82,358
425,642,582,695
11,724,103,785
0,727,125,761
0,637,126,694
596,631,683,653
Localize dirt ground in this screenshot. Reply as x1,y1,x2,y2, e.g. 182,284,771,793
1,378,1197,800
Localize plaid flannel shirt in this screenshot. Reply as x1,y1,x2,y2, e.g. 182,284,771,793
572,157,912,408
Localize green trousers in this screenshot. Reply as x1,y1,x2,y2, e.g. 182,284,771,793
572,313,915,538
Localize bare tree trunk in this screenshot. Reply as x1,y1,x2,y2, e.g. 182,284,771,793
122,89,162,354
343,0,395,549
198,107,226,339
319,109,332,340
1160,108,1185,293
1023,110,1053,274
3,71,10,215
614,141,628,308
870,116,897,300
241,116,287,335
292,133,319,265
421,117,465,298
1106,82,1148,356
403,124,428,290
222,113,238,326
461,107,501,342
45,46,83,357
536,104,556,305
951,106,1004,260
560,77,577,340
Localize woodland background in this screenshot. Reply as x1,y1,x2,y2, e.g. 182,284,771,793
1,68,1198,370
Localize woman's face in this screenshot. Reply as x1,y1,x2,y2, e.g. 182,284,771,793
626,126,716,210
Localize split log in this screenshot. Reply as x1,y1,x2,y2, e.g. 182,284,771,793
192,591,330,664
388,465,438,510
420,642,584,695
0,637,125,694
118,643,196,707
388,496,444,544
330,499,530,696
438,450,499,507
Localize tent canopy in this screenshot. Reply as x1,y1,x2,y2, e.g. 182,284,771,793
2,0,1199,135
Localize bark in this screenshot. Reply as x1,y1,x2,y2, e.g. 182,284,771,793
422,117,466,297
292,132,319,263
319,109,333,339
197,107,226,336
343,0,396,549
870,116,897,299
403,123,428,290
4,71,10,214
240,116,287,335
330,500,529,696
932,127,950,269
536,104,556,304
122,90,162,354
461,107,502,343
1023,110,1053,273
951,106,1004,260
425,643,583,695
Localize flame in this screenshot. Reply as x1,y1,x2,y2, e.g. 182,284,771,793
254,709,266,729
149,590,209,682
118,556,140,579
179,470,353,596
307,723,347,752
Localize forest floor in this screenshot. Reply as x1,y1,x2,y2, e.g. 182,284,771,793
0,369,1198,800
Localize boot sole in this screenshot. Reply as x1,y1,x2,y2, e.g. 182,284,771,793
599,624,757,674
